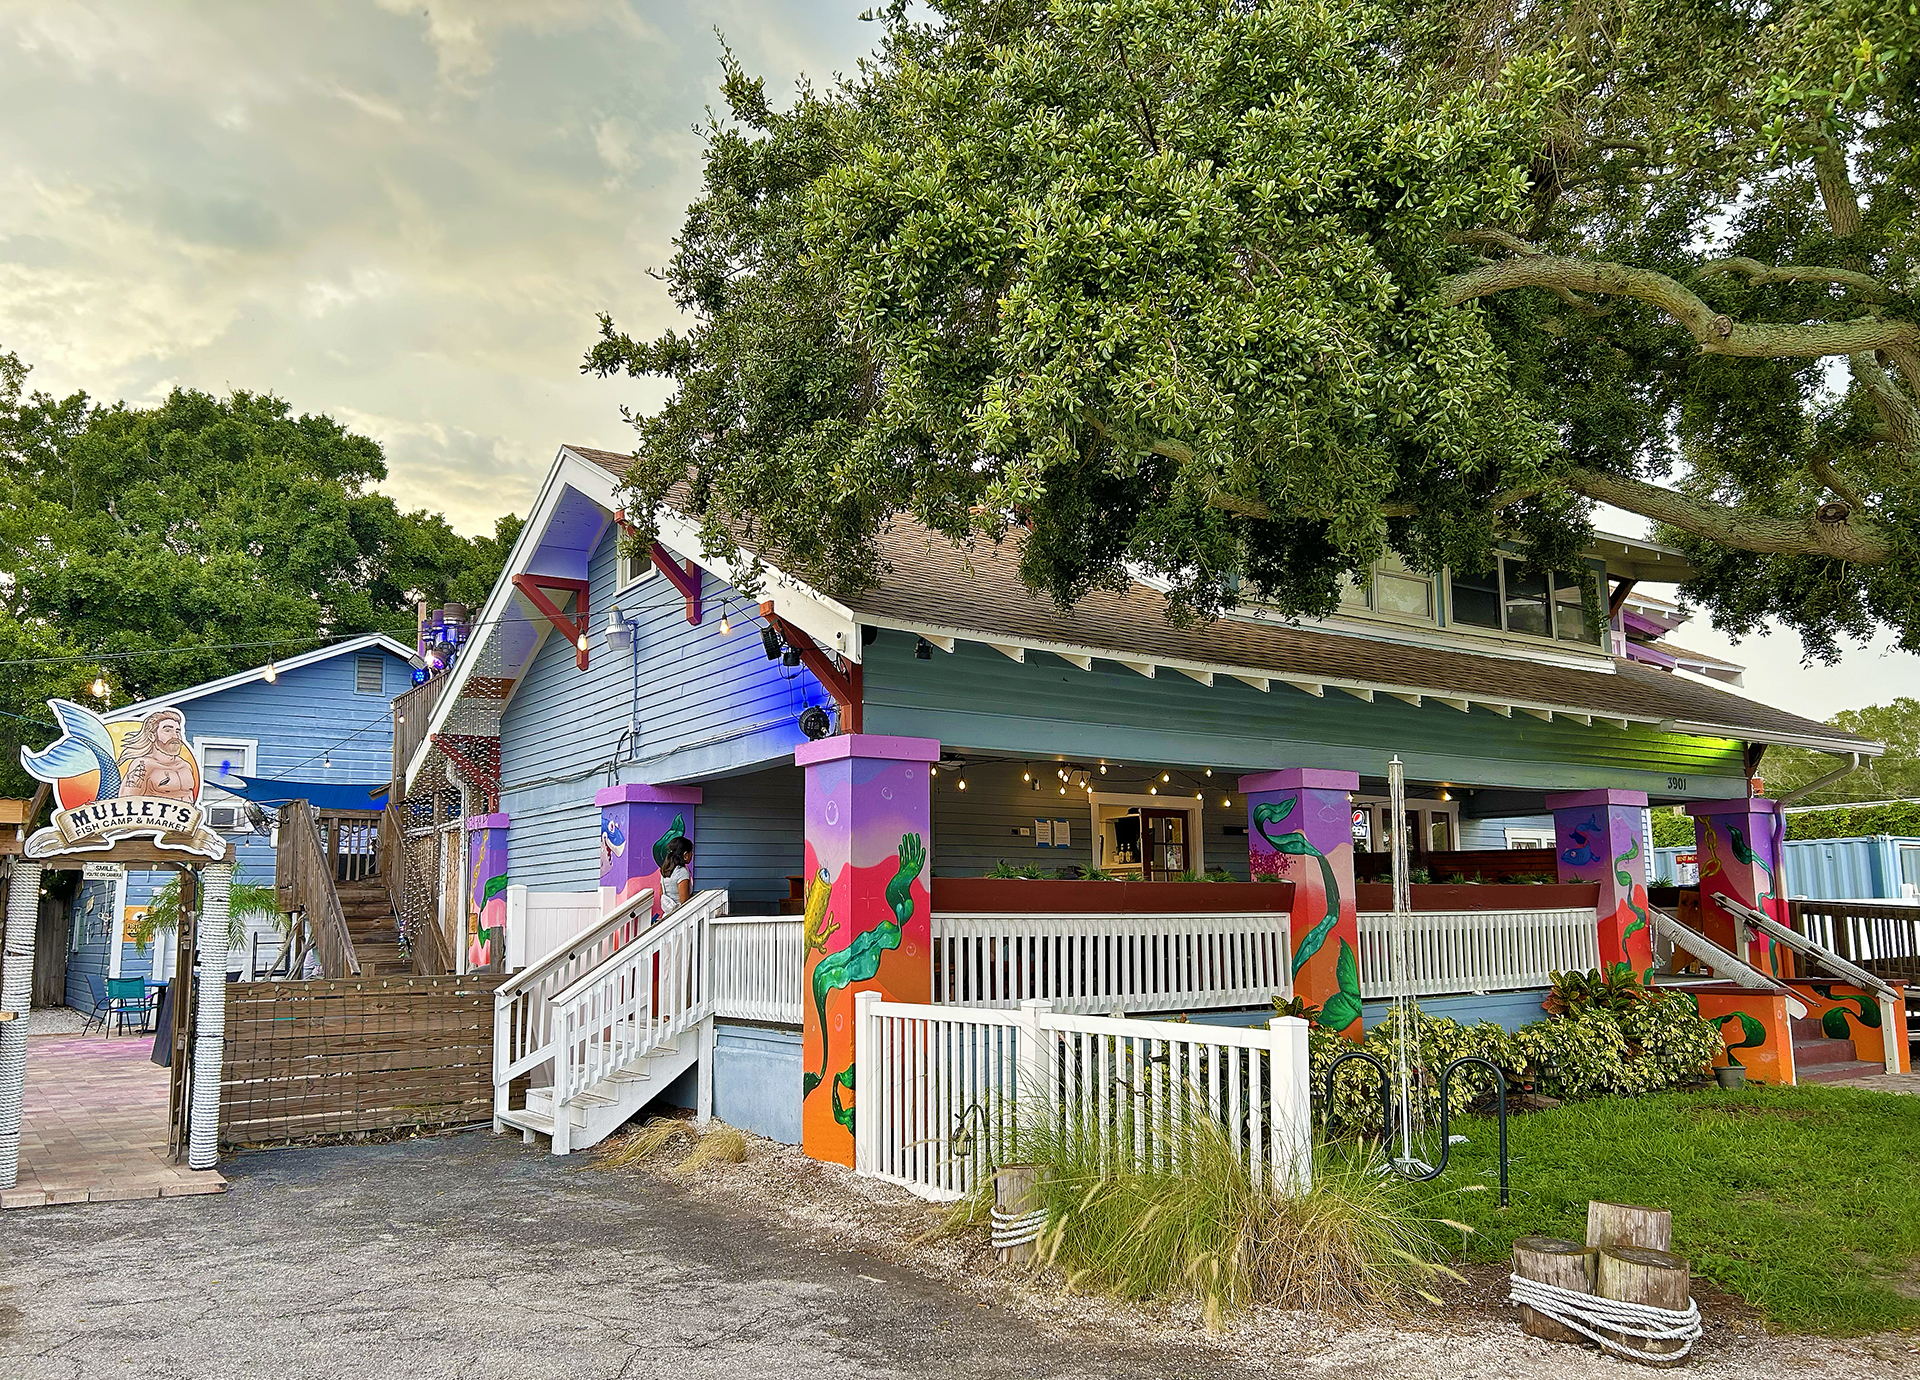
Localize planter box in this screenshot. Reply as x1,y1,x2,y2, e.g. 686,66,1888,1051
1353,882,1600,912
933,877,1293,915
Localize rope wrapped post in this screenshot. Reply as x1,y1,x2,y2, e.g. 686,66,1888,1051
188,862,234,1170
991,1163,1049,1264
1513,1236,1597,1344
0,861,43,1189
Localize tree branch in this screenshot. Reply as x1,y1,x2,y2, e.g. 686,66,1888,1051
1437,255,1919,359
1849,353,1920,450
1563,468,1890,563
1696,257,1892,302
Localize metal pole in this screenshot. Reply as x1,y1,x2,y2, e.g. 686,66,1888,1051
1388,756,1415,1169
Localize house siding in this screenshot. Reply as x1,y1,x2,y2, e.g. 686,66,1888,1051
862,634,1748,799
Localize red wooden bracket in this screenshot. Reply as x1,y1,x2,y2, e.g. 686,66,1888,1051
760,603,862,733
649,542,703,625
432,732,501,813
512,574,591,671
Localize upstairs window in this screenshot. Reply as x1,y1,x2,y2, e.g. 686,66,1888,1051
1451,558,1600,646
618,544,660,591
1337,555,1437,627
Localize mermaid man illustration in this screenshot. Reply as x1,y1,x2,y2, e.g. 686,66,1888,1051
22,701,199,807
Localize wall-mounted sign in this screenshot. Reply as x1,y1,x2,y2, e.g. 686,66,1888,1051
19,700,225,861
82,862,125,880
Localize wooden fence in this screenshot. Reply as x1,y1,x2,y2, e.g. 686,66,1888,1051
220,974,506,1146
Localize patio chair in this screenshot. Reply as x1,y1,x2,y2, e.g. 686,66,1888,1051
80,973,112,1036
105,976,154,1037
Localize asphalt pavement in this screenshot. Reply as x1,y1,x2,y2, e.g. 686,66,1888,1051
0,1130,1264,1380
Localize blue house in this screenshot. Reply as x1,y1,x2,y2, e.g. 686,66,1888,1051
62,634,416,1012
393,445,1890,1165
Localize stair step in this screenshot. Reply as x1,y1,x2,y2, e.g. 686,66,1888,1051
499,1107,554,1136
1792,1036,1860,1067
1797,1059,1885,1084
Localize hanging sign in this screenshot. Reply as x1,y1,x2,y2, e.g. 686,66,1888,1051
19,700,225,861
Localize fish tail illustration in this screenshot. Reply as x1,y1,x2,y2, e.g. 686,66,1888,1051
20,699,121,801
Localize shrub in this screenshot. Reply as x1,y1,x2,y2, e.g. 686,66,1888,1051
1617,990,1725,1086
1312,1007,1513,1136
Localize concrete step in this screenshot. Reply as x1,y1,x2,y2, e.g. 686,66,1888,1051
1792,1035,1860,1067
1797,1059,1884,1084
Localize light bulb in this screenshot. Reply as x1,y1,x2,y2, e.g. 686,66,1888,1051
1149,786,1158,795
930,766,939,776
91,676,108,697
1022,768,1031,781
1059,786,1066,795
1161,772,1170,783
957,778,968,791
576,631,590,652
1195,791,1203,800
1221,797,1231,808
1098,764,1107,775
719,613,732,635
1204,767,1213,777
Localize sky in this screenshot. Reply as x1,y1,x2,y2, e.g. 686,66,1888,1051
0,1,1913,723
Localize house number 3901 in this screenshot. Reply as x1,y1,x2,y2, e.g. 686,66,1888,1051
1667,776,1687,791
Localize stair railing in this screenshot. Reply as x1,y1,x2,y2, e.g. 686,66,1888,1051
1650,905,1807,1018
276,798,362,978
492,886,658,1119
547,891,728,1127
1712,894,1902,1073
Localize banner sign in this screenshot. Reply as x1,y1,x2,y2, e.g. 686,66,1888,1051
19,699,225,861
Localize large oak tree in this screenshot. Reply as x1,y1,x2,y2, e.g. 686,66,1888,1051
589,0,1918,656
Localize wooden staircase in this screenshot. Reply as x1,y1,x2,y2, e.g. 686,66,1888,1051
1788,1016,1883,1084
337,878,409,977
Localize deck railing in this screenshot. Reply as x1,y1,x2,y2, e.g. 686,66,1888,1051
711,915,804,1024
1791,898,1920,983
931,910,1291,1014
853,994,1312,1202
275,799,362,978
1354,906,1599,999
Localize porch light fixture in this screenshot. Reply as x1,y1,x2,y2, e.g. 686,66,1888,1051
602,606,635,654
761,627,783,661
915,637,934,660
798,705,833,740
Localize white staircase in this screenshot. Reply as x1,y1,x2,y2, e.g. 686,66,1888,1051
493,888,727,1155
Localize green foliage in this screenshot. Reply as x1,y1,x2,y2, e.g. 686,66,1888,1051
592,0,1920,657
1786,799,1920,840
1651,810,1694,848
1763,699,1920,805
131,875,285,953
1542,963,1647,1019
0,349,523,795
1314,992,1721,1130
1405,1086,1920,1334
991,1110,1452,1326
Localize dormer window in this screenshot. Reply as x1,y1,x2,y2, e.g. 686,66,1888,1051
1452,557,1600,646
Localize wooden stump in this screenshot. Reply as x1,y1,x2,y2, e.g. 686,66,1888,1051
1588,1201,1673,1253
994,1163,1048,1264
1512,1236,1597,1344
1597,1245,1691,1366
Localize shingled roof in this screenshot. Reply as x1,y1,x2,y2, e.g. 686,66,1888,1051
561,445,1876,755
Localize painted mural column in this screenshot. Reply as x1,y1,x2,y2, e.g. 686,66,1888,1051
1239,768,1362,1038
465,814,510,971
1545,788,1653,979
595,784,701,918
1685,797,1789,975
796,735,937,1166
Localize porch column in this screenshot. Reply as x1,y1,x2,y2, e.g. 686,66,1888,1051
1685,797,1789,976
0,861,43,1189
465,814,510,971
1239,768,1362,1038
1545,788,1653,978
594,785,701,919
795,734,937,1166
188,862,233,1170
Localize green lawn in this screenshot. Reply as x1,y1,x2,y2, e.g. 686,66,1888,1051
1393,1083,1920,1335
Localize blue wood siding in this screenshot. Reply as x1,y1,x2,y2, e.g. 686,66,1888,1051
1457,813,1555,849
862,634,1748,799
63,878,118,1012
697,768,805,915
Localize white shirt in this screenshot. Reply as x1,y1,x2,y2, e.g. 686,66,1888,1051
659,864,688,915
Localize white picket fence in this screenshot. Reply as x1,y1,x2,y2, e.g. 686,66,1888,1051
711,915,805,1024
504,886,600,972
1354,907,1599,999
853,993,1312,1203
931,910,1292,1014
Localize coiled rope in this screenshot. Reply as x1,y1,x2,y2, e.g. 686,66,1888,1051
1509,1274,1703,1363
989,1206,1048,1251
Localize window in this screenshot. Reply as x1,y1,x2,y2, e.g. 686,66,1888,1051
1449,557,1600,646
355,655,385,695
194,737,257,801
618,543,660,591
1339,556,1437,626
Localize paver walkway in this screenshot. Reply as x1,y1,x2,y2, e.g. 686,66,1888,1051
1834,1070,1920,1094
3,1029,224,1208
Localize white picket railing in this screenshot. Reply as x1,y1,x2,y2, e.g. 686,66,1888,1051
549,890,726,1115
1355,907,1599,999
493,887,658,1106
931,911,1292,1014
853,993,1312,1203
710,915,804,1024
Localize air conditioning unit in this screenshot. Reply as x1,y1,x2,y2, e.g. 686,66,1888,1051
206,803,245,832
